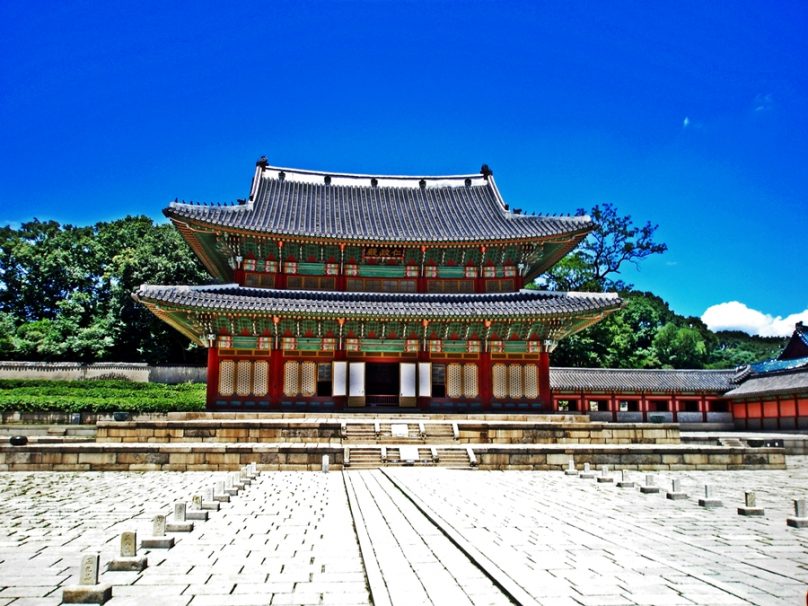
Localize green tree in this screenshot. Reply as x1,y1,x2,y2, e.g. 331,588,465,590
542,202,667,292
652,322,708,369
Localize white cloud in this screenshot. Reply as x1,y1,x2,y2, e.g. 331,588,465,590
682,116,690,128
701,301,808,337
754,93,774,112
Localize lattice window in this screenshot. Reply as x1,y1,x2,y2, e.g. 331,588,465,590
253,361,268,397
463,364,479,398
301,362,317,397
509,364,523,399
283,361,299,397
236,360,252,397
218,360,235,397
492,364,507,399
446,364,463,399
523,364,538,400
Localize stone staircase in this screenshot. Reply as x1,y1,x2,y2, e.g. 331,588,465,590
344,445,474,469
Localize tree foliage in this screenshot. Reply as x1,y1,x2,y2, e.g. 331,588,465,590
0,216,208,363
541,202,667,292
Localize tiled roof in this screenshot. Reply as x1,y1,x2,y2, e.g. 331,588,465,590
550,367,736,394
164,164,592,243
724,369,808,399
134,284,622,320
749,355,808,375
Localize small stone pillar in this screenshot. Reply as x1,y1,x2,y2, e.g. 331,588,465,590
62,553,112,603
579,462,596,479
737,491,765,516
666,479,688,501
640,474,660,494
786,498,807,528
698,485,722,508
108,531,148,571
141,515,175,549
167,503,194,532
564,458,577,476
616,469,635,488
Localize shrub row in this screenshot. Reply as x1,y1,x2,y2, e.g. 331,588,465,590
0,379,206,413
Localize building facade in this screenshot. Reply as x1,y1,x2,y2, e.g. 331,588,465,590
135,159,621,410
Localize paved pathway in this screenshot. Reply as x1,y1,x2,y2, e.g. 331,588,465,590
0,459,806,605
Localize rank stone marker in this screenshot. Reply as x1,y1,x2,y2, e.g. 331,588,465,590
698,484,723,508
187,497,210,521
579,462,596,479
640,474,660,494
214,481,230,503
322,454,330,473
63,553,112,604
597,464,613,483
108,531,148,572
564,458,577,475
167,503,194,532
617,469,636,488
202,487,220,510
786,498,808,528
666,478,688,500
738,491,765,516
141,514,175,549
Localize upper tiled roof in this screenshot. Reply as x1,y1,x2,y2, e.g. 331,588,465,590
723,369,808,399
134,284,621,320
749,355,808,375
164,163,592,243
550,367,735,394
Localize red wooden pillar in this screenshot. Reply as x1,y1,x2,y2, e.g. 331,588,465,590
538,351,551,409
269,351,284,406
479,352,492,407
234,268,245,286
206,347,219,409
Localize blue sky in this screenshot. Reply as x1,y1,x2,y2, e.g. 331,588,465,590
1,1,806,335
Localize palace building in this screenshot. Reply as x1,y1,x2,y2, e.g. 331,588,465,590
135,158,622,411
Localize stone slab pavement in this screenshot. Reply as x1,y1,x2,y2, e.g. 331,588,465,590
0,458,805,605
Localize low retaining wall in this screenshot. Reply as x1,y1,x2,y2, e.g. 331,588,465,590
0,442,784,471
456,422,680,445
0,443,344,472
97,420,343,443
0,362,205,384
472,444,786,470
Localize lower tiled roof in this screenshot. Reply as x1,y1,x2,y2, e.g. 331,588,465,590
551,367,736,394
134,285,622,320
723,369,808,399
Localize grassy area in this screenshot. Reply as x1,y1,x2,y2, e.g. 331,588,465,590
0,379,206,413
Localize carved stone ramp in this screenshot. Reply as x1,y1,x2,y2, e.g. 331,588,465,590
344,470,524,606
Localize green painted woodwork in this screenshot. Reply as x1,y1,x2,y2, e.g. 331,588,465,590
359,265,405,278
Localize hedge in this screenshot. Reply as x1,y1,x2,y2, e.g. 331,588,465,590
0,379,206,413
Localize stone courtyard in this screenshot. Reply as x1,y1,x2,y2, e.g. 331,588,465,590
1,459,806,605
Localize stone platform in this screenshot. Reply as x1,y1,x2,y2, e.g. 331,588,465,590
0,413,787,471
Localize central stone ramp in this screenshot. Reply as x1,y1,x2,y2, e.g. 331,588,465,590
344,470,514,605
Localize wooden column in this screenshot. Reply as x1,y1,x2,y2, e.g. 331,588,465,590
206,347,219,409
538,351,551,408
269,351,284,406
479,352,492,408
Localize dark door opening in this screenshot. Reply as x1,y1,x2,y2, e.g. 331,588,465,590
366,363,399,405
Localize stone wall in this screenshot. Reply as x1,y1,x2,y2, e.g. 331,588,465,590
97,420,343,443
0,443,344,472
456,422,681,445
0,361,205,384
